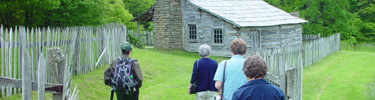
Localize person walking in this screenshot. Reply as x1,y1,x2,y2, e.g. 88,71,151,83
232,55,285,100
213,38,248,100
104,42,143,100
189,44,219,100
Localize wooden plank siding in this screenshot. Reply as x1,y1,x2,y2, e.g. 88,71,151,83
181,0,238,57
182,0,304,58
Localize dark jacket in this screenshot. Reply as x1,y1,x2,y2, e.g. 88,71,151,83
232,79,285,100
190,58,218,92
104,54,143,88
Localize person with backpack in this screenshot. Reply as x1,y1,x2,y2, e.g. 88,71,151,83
188,44,218,100
213,38,248,100
104,42,143,100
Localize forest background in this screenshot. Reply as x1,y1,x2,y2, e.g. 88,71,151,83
1,0,375,44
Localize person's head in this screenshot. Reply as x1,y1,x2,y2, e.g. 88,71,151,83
230,38,246,55
242,55,267,79
198,44,211,57
121,42,133,55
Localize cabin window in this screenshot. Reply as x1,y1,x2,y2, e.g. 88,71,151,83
188,24,197,39
213,28,223,44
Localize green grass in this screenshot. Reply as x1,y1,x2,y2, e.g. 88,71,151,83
1,47,227,100
3,41,375,100
303,50,375,100
341,41,375,53
72,48,227,100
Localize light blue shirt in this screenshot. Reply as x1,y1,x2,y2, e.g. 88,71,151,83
213,55,247,100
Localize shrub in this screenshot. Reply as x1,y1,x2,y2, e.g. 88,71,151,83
127,33,144,49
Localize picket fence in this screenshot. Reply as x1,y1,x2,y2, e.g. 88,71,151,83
0,23,140,99
303,33,340,67
128,30,155,46
261,46,303,100
260,33,340,100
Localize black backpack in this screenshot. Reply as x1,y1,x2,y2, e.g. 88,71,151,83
111,57,138,91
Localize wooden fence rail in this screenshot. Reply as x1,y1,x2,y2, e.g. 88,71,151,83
0,23,143,99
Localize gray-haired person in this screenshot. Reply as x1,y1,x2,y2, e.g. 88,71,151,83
232,55,285,100
189,44,219,100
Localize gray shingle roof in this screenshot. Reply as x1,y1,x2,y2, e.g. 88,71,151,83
188,0,308,27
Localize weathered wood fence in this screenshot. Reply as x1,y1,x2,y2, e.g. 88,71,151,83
261,46,303,100
261,33,340,100
128,30,155,46
302,33,340,67
0,23,138,99
302,33,321,41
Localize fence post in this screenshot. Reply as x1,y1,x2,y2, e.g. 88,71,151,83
20,26,32,99
147,31,150,46
74,31,80,75
47,48,66,100
22,50,32,100
38,53,46,100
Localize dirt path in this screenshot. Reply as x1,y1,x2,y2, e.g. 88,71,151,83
316,76,332,100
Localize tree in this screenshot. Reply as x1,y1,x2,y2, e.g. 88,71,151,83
104,0,138,30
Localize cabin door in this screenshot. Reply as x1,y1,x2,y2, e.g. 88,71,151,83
251,30,261,53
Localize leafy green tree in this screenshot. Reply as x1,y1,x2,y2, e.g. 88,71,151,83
122,0,154,30
104,0,138,30
264,0,374,43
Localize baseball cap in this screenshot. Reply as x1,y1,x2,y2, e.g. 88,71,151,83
120,42,133,51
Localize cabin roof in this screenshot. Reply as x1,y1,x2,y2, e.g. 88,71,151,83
188,0,307,27
132,0,308,27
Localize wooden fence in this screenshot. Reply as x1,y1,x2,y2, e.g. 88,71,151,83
128,30,155,46
302,33,321,41
261,46,303,100
302,33,340,67
0,23,140,99
260,33,340,100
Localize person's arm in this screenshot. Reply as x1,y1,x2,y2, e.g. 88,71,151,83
188,83,192,94
190,61,198,84
213,61,225,89
104,61,116,86
133,61,143,88
215,81,222,89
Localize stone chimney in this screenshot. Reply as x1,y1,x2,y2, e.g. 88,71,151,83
153,0,183,50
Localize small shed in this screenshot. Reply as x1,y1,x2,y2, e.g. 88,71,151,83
132,0,307,57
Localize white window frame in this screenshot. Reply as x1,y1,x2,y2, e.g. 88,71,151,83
213,28,223,44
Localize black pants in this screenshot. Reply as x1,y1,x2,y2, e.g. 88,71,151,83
115,88,139,100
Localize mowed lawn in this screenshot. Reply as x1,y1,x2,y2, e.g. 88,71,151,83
1,48,228,100
3,46,375,100
303,50,375,100
65,48,227,100
72,48,228,100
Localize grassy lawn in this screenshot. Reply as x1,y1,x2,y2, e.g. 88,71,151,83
303,50,375,100
72,48,227,100
1,47,227,100
3,42,375,100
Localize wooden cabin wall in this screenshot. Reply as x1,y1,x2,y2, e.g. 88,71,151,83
181,0,237,57
240,24,303,56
